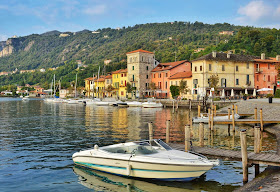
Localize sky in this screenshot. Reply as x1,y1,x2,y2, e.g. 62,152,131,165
0,0,280,41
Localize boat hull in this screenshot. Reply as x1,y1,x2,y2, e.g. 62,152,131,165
73,155,212,180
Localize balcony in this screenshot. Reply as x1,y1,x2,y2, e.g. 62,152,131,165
255,68,262,73
129,78,138,82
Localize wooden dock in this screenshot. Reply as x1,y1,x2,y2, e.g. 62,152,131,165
201,113,254,117
212,119,280,125
169,143,280,167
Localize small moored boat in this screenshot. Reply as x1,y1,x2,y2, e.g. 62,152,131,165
142,102,163,108
193,114,240,123
72,139,218,181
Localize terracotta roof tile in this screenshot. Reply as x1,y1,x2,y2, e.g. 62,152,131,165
168,71,192,79
105,75,112,79
151,60,190,72
254,57,280,63
126,49,154,54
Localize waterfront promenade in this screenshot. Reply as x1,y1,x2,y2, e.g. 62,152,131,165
219,99,280,191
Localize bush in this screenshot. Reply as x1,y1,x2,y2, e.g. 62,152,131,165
275,90,280,98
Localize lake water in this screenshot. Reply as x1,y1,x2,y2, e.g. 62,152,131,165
0,98,277,192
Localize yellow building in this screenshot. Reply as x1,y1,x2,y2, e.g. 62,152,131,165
84,76,106,98
95,76,105,98
191,51,255,97
104,74,113,97
169,71,193,99
112,68,128,99
84,77,94,97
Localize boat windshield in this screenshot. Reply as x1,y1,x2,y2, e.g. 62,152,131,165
134,139,172,151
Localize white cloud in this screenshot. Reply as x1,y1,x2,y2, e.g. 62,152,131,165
237,0,280,27
83,4,107,15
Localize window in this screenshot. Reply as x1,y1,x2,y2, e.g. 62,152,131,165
221,78,226,87
247,63,249,69
200,66,202,71
153,74,155,78
171,81,173,85
209,64,212,71
146,66,149,70
158,82,161,89
236,65,239,71
268,64,270,69
165,81,167,89
264,75,266,81
125,81,126,86
195,66,197,72
132,75,135,81
121,80,123,85
193,79,198,88
121,74,123,77
132,66,134,70
208,78,210,85
236,79,239,85
142,56,144,61
124,73,127,77
268,75,270,82
121,91,124,95
130,57,132,63
159,73,161,78
257,75,259,81
222,65,225,71
166,73,168,77
146,75,149,79
175,81,178,86
246,75,250,84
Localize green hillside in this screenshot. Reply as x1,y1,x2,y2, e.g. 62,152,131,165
0,21,280,87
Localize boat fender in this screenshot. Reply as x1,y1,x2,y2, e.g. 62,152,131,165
94,145,99,150
126,164,131,176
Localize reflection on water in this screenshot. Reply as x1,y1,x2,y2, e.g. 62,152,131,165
73,165,239,192
0,98,276,191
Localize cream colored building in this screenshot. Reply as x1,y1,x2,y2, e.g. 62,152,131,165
169,71,193,99
191,51,255,97
126,49,155,97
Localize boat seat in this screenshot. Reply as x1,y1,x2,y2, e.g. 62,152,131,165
116,149,126,153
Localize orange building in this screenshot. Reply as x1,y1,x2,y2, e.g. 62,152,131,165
254,54,280,94
150,60,191,98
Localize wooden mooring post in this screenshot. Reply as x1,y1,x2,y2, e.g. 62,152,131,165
199,122,204,147
254,108,257,120
166,120,170,143
232,108,235,131
189,99,192,110
260,108,263,131
228,108,231,134
148,122,153,141
235,105,238,114
197,105,201,118
185,125,191,151
254,126,261,176
240,129,248,183
172,100,175,113
211,108,214,131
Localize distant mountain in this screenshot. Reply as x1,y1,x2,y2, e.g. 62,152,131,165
0,21,279,86
0,21,245,72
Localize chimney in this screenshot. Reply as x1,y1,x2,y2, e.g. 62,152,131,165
261,53,265,60
276,55,280,61
212,51,217,58
227,53,231,59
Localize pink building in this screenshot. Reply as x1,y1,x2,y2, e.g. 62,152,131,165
150,60,191,98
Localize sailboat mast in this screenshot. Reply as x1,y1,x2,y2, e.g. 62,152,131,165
54,74,56,98
97,66,100,98
92,73,95,99
75,73,77,98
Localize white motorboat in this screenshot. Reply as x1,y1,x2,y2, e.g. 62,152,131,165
193,114,240,123
85,98,101,105
142,102,163,108
72,139,218,181
22,97,30,101
127,101,142,107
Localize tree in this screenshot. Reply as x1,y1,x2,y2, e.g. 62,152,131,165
149,82,156,97
209,74,219,95
178,80,189,96
106,84,114,96
126,82,132,93
170,85,179,99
